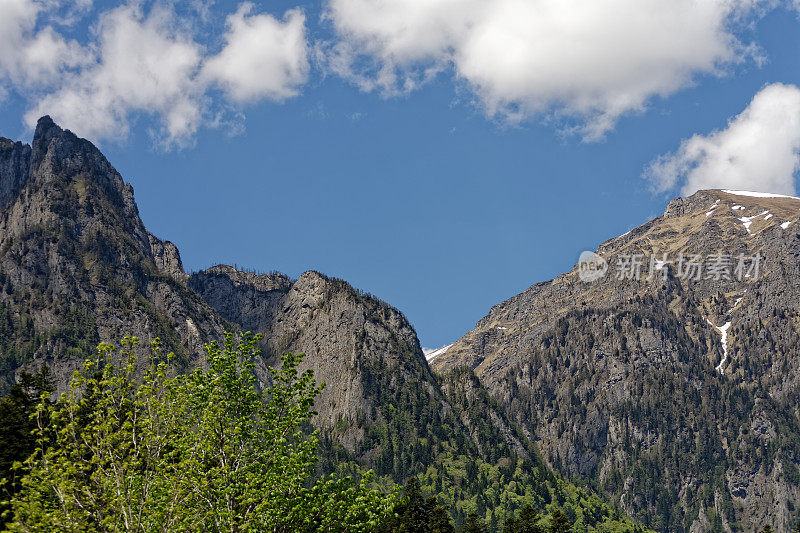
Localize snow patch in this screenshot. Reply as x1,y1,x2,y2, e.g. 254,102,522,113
706,200,720,217
722,190,800,200
731,205,745,211
764,213,773,220
781,221,793,229
739,210,770,234
739,217,752,233
706,319,732,375
423,343,454,362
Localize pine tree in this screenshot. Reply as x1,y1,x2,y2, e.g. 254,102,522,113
461,512,488,533
0,365,53,529
549,509,573,533
379,476,454,533
504,503,543,533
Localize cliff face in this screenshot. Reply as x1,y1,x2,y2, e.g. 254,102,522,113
189,265,430,434
431,189,800,531
0,117,228,390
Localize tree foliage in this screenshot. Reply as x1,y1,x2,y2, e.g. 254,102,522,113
503,504,543,533
378,476,454,533
0,365,53,530
5,333,395,532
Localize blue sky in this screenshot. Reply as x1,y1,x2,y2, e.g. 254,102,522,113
1,0,800,348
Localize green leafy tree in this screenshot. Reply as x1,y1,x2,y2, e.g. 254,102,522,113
6,333,395,532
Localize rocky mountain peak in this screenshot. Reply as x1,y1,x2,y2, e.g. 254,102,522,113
27,116,137,218
0,118,230,390
31,115,61,151
148,235,188,283
202,264,293,293
663,188,799,226
430,186,800,530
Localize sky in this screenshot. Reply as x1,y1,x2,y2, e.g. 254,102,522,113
1,0,800,349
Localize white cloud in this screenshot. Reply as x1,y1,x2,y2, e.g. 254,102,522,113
203,3,309,103
325,0,767,138
325,0,479,92
25,5,204,147
0,0,87,86
1,1,309,148
645,83,800,196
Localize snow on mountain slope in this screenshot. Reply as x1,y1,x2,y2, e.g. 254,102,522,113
722,189,800,200
423,343,454,362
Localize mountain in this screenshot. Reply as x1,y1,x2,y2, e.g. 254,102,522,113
5,117,799,531
187,261,638,528
431,189,800,531
0,118,643,530
0,117,230,390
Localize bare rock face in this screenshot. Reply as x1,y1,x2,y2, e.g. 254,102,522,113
431,189,800,531
0,138,30,212
0,117,227,391
148,235,189,284
190,266,429,441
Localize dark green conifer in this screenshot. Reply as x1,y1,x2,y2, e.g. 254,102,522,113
549,509,573,533
460,512,488,533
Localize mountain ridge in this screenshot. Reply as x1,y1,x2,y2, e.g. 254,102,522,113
0,117,646,531
4,116,798,531
431,188,800,531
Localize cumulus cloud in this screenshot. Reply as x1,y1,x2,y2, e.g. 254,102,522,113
2,0,309,148
203,3,309,103
0,0,87,86
325,0,767,138
645,83,800,196
25,5,204,147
